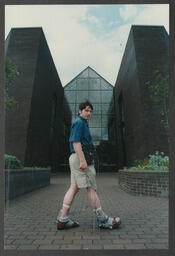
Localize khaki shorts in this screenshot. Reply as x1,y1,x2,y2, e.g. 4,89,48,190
69,153,97,189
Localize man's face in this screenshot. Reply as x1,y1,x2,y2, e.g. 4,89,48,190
79,106,92,120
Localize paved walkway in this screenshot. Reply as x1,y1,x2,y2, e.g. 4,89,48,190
4,172,168,250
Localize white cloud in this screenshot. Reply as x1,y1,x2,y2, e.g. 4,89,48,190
86,15,100,25
108,20,120,27
132,4,169,33
5,4,169,86
119,5,138,21
5,5,119,85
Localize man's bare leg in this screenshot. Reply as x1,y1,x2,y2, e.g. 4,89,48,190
87,187,103,215
57,184,80,230
87,187,121,229
59,184,79,218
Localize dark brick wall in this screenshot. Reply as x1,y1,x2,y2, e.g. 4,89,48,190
55,97,72,172
5,28,41,163
119,169,168,197
5,169,51,200
24,28,64,170
114,26,169,168
5,28,64,171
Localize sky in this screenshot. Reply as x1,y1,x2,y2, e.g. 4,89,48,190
5,4,169,86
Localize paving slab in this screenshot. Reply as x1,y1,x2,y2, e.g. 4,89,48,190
4,172,168,250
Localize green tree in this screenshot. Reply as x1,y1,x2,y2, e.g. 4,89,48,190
145,69,169,132
5,56,19,109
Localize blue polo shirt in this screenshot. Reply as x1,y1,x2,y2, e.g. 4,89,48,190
69,116,93,153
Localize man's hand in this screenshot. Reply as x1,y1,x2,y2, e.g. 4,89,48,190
73,142,87,171
80,160,88,171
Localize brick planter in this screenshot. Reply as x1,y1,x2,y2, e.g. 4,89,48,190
118,169,169,197
5,169,51,200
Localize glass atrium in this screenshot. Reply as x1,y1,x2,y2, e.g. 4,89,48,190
64,66,114,146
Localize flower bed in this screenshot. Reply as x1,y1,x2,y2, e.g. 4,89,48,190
5,168,51,200
118,169,169,197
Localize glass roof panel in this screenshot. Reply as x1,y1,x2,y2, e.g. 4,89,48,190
89,68,99,78
91,103,101,115
89,90,101,103
64,90,76,103
68,103,76,115
101,79,113,90
76,90,89,103
65,80,77,90
101,115,108,127
102,104,110,114
101,128,108,140
88,115,101,128
88,78,101,90
90,128,102,141
77,78,88,90
78,68,89,78
63,67,116,148
101,90,113,103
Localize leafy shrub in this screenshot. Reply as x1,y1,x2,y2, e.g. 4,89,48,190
5,57,20,109
129,151,169,170
145,70,169,132
131,158,151,170
5,154,23,169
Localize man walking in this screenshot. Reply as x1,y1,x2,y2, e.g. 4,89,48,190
56,101,121,230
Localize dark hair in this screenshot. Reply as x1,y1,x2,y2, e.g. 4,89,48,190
78,100,93,115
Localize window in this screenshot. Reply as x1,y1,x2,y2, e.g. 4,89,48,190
64,67,114,145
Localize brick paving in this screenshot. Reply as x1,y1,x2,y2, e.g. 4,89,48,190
4,172,168,250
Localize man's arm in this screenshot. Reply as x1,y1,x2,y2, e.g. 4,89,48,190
73,142,87,171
